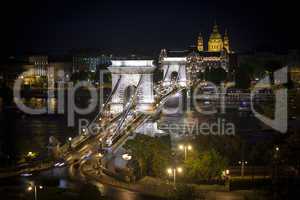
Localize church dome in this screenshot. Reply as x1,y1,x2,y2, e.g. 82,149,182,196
208,24,224,52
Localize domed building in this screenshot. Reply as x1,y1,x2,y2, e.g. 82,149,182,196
208,24,224,52
159,23,237,84
198,23,230,53
195,23,236,77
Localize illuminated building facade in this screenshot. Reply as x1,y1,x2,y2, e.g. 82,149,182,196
159,24,237,82
196,23,233,73
28,55,48,76
72,54,111,72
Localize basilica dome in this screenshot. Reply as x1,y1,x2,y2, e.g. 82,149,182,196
208,24,224,52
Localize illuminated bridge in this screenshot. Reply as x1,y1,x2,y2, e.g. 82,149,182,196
56,55,203,172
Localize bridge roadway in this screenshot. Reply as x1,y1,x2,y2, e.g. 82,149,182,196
61,81,193,174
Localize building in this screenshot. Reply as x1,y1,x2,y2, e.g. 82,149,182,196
72,54,111,72
0,59,35,88
48,62,72,83
28,55,48,76
159,24,237,82
196,23,234,73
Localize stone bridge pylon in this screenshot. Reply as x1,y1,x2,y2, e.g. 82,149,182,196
108,60,156,114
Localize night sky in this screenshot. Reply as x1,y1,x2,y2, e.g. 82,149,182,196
2,0,299,57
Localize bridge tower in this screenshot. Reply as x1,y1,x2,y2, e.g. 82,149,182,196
160,50,188,87
108,60,156,114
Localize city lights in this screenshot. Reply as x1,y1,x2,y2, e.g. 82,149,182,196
122,153,132,161
166,166,183,188
178,144,192,160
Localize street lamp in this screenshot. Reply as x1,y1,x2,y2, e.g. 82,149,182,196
178,144,192,160
68,137,72,149
122,153,132,161
274,145,280,160
238,160,248,177
82,128,87,136
167,167,183,188
97,153,103,158
27,183,43,200
226,169,230,175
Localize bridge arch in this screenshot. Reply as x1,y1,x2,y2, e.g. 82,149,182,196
108,60,156,114
123,85,137,108
170,71,179,82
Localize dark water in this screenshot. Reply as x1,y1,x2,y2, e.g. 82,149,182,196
0,97,97,160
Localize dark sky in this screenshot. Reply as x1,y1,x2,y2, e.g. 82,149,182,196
2,0,299,56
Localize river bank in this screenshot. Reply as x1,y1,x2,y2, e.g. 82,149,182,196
81,161,261,200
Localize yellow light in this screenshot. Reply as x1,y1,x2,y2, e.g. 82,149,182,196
68,137,72,141
98,153,103,158
188,145,192,150
39,185,43,189
177,167,183,173
179,145,184,150
167,168,172,175
122,154,132,161
27,186,33,191
225,169,230,175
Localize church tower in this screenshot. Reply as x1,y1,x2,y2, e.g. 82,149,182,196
223,29,230,53
208,23,223,52
197,33,204,51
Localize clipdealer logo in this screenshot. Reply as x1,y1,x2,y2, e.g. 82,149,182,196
12,67,289,135
250,67,288,133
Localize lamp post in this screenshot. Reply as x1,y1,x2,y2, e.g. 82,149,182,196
178,144,192,160
99,138,103,150
68,137,72,149
238,160,248,177
167,167,183,188
274,145,280,160
27,183,43,200
82,128,87,136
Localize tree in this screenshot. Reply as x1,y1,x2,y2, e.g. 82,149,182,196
184,148,228,181
124,135,172,178
193,135,242,165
